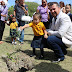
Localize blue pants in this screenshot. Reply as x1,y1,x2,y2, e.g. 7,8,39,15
47,36,67,58
17,20,25,42
19,29,24,42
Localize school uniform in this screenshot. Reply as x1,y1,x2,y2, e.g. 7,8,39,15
10,22,18,38
29,22,46,48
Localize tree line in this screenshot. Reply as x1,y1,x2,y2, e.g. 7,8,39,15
8,2,39,17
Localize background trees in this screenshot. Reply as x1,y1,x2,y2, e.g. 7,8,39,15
8,2,39,17
8,2,72,17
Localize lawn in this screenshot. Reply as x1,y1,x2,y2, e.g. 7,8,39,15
0,24,72,72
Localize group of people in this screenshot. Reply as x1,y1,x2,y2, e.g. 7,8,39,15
0,0,72,63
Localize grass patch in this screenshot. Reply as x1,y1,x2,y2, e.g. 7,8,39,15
0,25,72,72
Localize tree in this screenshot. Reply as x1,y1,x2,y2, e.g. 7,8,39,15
71,6,72,13
25,2,39,17
8,6,14,16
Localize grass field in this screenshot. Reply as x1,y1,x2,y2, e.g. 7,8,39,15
0,24,72,72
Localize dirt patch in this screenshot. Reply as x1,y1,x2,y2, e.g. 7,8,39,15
2,51,34,72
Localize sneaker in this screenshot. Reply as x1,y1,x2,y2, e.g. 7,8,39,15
12,41,14,44
52,57,64,63
14,42,17,45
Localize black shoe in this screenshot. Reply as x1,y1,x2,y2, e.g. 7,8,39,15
52,57,64,63
39,55,44,59
30,54,36,57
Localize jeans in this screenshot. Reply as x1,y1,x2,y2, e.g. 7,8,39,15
17,19,25,42
19,29,24,42
47,36,67,58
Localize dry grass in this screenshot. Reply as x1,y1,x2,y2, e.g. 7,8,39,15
0,24,72,72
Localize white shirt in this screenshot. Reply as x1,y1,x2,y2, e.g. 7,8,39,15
47,11,72,47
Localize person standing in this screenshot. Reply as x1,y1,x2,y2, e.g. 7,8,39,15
36,0,50,29
14,0,28,44
65,4,72,21
0,0,8,44
46,2,72,62
10,17,18,45
59,1,66,13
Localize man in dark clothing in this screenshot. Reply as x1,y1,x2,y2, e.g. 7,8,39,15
14,0,28,44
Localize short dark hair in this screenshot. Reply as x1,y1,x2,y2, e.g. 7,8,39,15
15,0,18,2
66,4,71,9
33,13,42,19
69,4,71,9
59,1,65,7
49,2,59,7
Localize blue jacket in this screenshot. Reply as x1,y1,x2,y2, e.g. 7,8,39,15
69,13,72,21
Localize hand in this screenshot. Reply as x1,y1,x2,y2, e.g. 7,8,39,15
47,11,49,15
21,6,26,12
47,32,51,36
22,7,25,10
19,4,26,11
4,21,9,24
44,34,48,39
5,21,10,26
4,21,7,23
20,26,24,31
62,7,66,13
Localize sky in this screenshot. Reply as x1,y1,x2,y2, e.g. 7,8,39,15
7,0,72,7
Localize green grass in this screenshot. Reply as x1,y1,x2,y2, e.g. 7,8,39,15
0,25,72,72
